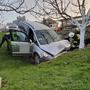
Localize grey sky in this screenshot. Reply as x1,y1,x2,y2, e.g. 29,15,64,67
3,0,90,24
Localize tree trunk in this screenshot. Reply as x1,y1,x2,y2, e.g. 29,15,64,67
79,27,85,49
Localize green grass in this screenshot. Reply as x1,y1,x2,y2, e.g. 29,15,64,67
0,32,90,90
0,47,90,90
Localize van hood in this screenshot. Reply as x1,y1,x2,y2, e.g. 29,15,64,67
39,40,67,56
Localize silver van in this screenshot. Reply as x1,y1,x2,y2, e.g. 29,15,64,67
8,21,70,64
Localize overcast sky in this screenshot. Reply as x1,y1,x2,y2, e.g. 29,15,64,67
3,0,90,24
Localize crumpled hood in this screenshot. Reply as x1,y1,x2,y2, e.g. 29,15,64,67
39,40,68,56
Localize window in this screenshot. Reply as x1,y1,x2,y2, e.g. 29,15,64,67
35,29,61,45
12,31,28,42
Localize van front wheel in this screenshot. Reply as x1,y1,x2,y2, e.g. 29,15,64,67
34,54,40,64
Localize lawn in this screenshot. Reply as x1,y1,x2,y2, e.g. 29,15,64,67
0,45,90,90
0,32,90,90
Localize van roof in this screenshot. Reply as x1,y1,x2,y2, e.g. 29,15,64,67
22,21,50,30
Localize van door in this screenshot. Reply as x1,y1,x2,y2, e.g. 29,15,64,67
11,31,32,55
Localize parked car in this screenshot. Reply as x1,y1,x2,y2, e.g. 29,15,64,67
7,21,71,64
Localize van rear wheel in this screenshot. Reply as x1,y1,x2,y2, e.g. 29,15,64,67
34,54,40,64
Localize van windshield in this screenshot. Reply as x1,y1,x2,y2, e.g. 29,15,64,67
35,29,61,45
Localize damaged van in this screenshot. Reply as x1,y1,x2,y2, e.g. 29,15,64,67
7,21,71,64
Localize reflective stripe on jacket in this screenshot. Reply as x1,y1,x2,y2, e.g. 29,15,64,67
5,32,10,35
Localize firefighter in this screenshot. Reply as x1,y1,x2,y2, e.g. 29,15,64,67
69,30,80,49
0,29,13,50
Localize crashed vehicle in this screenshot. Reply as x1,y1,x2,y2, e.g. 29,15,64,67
7,21,71,64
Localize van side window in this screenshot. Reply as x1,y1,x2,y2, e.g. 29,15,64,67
12,31,28,42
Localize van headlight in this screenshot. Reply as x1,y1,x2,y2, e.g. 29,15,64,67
64,41,71,48
43,52,49,57
65,44,71,48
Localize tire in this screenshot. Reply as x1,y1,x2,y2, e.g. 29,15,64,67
34,53,40,64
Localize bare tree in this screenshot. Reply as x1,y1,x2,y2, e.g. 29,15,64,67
70,0,90,49
0,0,32,14
31,0,90,49
0,0,38,24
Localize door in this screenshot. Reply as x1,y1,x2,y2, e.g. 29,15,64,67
11,31,31,55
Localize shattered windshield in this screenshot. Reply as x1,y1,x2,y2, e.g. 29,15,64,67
35,29,61,45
